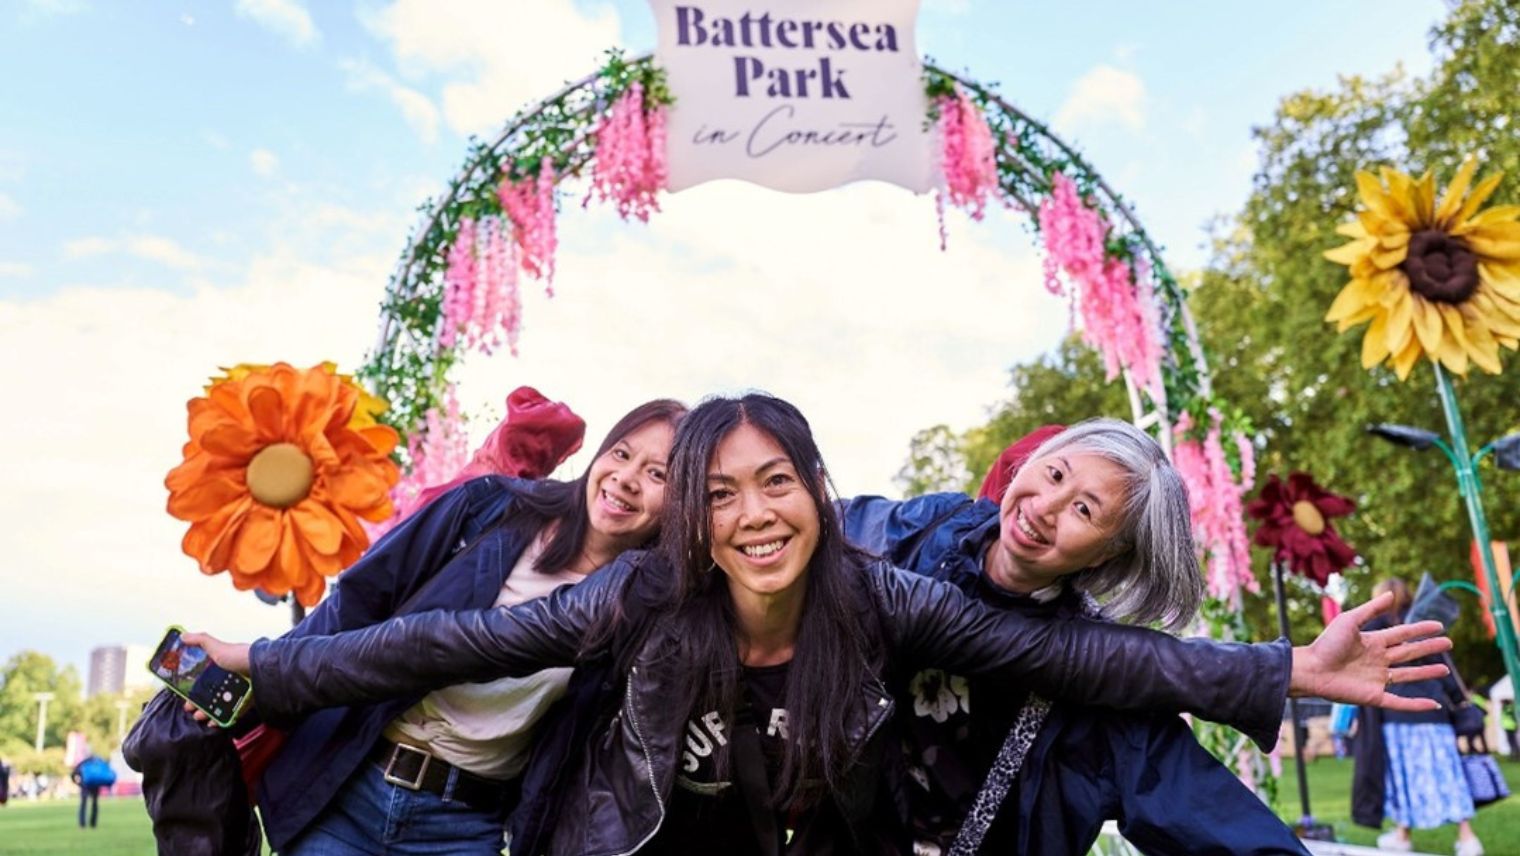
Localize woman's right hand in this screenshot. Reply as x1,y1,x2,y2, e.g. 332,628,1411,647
180,632,253,728
182,631,252,674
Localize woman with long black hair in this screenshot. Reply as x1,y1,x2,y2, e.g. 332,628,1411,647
188,392,1451,854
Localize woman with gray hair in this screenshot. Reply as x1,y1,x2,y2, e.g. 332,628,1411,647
841,418,1309,854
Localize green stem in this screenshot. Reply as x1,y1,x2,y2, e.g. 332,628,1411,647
1434,363,1520,689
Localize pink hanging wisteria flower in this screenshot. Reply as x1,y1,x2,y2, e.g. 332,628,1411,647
1039,173,1166,397
585,82,669,222
499,156,559,293
439,215,522,356
366,385,470,540
1171,411,1258,604
439,217,477,350
934,85,1001,250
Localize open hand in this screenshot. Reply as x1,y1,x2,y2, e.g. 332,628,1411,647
1289,592,1452,712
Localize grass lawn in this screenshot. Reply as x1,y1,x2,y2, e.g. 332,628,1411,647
1277,756,1520,853
0,796,156,855
2,760,1519,854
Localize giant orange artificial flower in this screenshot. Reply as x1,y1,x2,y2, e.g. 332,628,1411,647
207,361,389,430
166,362,401,605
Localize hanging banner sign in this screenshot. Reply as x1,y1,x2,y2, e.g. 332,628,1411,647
649,0,934,194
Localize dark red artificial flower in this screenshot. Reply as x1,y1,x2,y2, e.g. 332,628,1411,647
1245,472,1357,586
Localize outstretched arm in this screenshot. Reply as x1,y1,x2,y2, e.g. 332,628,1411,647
876,565,1448,749
186,556,636,727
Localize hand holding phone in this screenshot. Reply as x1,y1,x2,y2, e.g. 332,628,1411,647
147,626,253,728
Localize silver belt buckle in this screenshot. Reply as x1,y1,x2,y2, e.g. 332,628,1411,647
382,743,432,790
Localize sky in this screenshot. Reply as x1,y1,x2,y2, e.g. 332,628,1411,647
0,0,1446,680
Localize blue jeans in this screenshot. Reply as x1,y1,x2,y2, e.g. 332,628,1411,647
284,762,507,855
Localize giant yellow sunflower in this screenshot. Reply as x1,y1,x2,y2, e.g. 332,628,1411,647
166,362,401,605
1324,157,1520,379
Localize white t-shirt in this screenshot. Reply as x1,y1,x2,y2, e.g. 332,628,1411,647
383,534,590,780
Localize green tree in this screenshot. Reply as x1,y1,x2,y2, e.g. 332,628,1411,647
894,424,974,497
0,652,83,752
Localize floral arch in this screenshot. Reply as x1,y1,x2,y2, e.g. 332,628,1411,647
361,51,1260,617
164,44,1274,792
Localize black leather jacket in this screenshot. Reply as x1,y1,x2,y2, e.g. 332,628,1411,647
250,552,1290,856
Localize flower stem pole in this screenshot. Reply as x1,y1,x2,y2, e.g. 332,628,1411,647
1272,562,1327,838
291,599,306,627
1433,364,1520,691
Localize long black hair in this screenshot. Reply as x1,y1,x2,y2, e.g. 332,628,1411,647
513,398,687,574
657,392,881,805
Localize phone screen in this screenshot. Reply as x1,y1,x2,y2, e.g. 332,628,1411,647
147,627,251,724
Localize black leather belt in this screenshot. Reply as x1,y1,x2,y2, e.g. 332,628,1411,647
369,739,515,813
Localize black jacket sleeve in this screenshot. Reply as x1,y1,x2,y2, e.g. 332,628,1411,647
247,556,633,727
870,562,1290,749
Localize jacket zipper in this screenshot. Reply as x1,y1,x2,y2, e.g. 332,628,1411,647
614,665,665,856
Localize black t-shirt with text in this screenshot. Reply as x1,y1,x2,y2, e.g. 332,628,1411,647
643,662,853,854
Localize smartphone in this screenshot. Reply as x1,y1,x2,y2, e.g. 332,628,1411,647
146,625,252,727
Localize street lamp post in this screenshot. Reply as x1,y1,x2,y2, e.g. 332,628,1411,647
1369,363,1520,692
32,692,54,752
115,698,132,740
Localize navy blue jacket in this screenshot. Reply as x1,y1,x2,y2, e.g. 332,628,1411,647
841,492,1309,855
257,475,552,851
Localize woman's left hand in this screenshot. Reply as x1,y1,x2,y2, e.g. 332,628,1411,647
1289,591,1452,711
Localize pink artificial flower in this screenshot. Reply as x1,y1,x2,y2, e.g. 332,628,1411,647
499,157,559,293
1173,412,1259,604
368,385,470,539
934,86,1001,249
439,217,478,349
586,82,668,223
1039,173,1165,397
436,215,524,357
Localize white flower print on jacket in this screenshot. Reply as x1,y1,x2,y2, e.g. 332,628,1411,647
909,668,970,723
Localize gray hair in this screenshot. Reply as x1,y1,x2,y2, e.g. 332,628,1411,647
1025,418,1202,631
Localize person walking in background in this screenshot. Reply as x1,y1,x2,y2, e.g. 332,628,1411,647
0,756,11,806
71,753,115,829
1352,577,1484,856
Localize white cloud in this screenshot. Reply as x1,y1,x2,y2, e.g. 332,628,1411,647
64,233,207,271
0,261,32,277
362,0,622,137
1053,65,1147,133
250,147,280,177
338,58,440,144
202,130,231,151
0,192,21,221
180,13,194,26
234,0,318,47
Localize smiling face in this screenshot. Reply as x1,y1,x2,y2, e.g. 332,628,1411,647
706,422,821,607
584,419,676,551
985,450,1129,593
